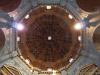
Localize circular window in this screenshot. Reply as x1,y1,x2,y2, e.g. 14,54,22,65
18,6,80,70
0,0,21,12
93,25,100,51
76,0,100,12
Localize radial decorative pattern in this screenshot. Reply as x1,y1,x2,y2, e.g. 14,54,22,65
27,14,72,62
0,29,5,49
0,0,21,12
76,0,100,12
19,6,80,70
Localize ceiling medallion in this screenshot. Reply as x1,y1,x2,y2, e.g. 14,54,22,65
18,5,81,70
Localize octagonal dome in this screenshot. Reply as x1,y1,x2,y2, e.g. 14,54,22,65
18,6,80,70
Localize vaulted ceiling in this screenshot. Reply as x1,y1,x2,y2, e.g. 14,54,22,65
0,0,21,12
18,6,80,70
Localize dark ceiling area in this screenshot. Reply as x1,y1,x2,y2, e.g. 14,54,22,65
18,6,80,70
93,25,100,51
0,29,5,50
26,14,72,62
0,0,21,12
76,0,100,12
